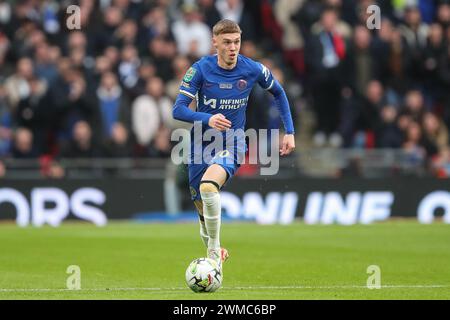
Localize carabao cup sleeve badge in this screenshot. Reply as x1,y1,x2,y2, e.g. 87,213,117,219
183,67,197,82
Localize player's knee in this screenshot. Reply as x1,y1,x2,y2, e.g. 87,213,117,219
199,182,219,194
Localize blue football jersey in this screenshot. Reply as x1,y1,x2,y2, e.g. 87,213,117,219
179,54,275,131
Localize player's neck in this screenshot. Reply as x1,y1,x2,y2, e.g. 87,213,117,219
217,56,237,70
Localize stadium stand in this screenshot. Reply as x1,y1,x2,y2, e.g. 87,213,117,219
0,0,449,179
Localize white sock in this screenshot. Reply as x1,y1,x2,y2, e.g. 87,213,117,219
199,219,209,247
200,191,221,250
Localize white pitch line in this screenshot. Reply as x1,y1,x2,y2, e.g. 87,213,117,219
0,285,449,293
233,285,450,289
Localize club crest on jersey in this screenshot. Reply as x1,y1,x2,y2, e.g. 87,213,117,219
237,79,247,90
183,67,196,82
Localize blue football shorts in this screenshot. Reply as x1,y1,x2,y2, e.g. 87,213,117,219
188,149,241,201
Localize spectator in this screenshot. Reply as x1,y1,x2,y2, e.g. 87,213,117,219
0,30,11,76
41,0,60,35
0,82,12,156
422,112,449,154
398,5,429,85
12,21,45,59
339,80,386,148
96,71,131,139
131,77,173,154
11,127,37,158
400,89,426,122
403,121,438,158
103,122,133,158
171,3,212,57
433,147,450,177
127,59,157,100
305,7,347,146
198,0,222,29
310,1,352,40
94,55,113,75
110,0,142,21
375,105,403,148
274,0,306,77
147,36,176,82
66,31,88,55
0,159,5,178
166,55,190,100
436,3,450,29
240,40,260,60
4,57,34,109
0,1,11,30
343,25,376,97
372,18,396,86
439,33,450,129
141,5,173,45
118,44,140,89
59,120,100,158
215,0,256,41
98,6,125,49
292,0,324,37
15,76,50,154
148,125,172,158
34,41,59,85
46,161,65,179
422,23,445,107
50,64,99,141
387,27,412,94
104,45,121,70
113,19,139,49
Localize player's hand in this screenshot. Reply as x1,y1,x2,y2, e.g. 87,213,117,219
208,114,232,131
280,134,295,156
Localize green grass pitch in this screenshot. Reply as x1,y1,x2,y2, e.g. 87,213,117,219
0,221,449,300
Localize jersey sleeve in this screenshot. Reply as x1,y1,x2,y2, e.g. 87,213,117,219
178,62,203,100
173,62,212,125
254,60,295,134
256,62,275,91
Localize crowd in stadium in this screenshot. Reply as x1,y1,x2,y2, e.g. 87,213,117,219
0,0,450,177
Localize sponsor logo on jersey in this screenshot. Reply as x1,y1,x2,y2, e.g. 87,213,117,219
203,96,217,109
183,67,196,82
219,83,233,89
203,96,249,110
218,97,248,110
237,79,247,90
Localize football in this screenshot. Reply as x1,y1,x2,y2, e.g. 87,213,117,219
185,258,222,293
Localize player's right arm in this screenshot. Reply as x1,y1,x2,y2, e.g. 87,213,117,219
172,64,231,131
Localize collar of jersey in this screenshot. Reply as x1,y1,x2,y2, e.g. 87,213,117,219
214,54,240,72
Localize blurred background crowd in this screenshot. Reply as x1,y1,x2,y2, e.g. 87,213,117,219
0,0,450,178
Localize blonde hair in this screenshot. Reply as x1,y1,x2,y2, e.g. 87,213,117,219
212,19,242,36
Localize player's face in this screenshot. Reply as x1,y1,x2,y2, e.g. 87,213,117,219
214,33,241,67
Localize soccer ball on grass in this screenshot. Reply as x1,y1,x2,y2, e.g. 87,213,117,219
185,258,222,293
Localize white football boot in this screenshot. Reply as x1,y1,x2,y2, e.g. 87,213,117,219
208,247,229,270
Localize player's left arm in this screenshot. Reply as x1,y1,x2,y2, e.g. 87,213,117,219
257,64,296,156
